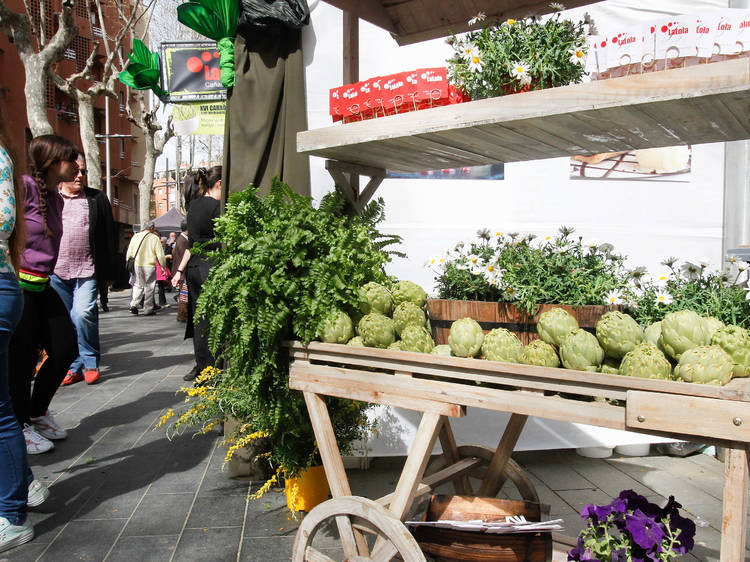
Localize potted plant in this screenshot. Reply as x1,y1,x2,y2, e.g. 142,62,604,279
446,8,592,100
623,257,750,329
159,179,399,510
569,490,696,560
427,227,630,344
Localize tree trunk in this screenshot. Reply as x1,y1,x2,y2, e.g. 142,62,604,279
21,53,54,137
189,135,195,168
76,96,104,191
208,135,213,165
139,135,157,227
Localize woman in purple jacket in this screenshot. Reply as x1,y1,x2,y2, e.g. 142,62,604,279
8,135,79,455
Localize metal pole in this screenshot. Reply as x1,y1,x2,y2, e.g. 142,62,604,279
105,96,112,201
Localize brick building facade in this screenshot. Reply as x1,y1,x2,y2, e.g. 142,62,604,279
0,0,145,245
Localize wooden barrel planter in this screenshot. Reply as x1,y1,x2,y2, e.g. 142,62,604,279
427,299,621,345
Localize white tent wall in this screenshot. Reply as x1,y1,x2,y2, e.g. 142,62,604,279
300,0,732,454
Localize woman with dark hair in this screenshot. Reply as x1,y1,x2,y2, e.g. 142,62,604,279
171,166,221,381
8,135,78,456
0,108,49,553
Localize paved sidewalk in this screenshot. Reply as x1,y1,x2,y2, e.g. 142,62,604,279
3,291,745,561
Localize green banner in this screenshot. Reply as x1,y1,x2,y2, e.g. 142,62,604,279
172,101,226,136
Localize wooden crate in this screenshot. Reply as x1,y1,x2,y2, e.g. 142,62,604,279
427,299,619,345
413,494,552,561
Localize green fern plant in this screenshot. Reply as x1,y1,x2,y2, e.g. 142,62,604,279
189,178,401,478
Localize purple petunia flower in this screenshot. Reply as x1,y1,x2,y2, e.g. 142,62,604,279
669,511,697,553
618,490,660,518
625,509,666,550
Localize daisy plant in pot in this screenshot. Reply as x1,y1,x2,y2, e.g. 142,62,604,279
446,6,592,100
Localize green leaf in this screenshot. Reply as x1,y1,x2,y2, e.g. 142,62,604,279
177,2,233,40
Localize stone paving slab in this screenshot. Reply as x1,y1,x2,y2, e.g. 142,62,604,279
0,291,744,561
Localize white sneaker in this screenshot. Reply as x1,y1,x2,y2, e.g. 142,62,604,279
0,516,34,553
23,424,53,455
29,410,67,440
27,480,49,508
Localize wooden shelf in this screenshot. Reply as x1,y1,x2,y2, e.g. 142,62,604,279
298,58,750,173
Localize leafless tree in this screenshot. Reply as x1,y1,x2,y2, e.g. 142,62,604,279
125,89,173,227
0,0,77,136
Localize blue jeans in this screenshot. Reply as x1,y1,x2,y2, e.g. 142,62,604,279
0,272,33,525
50,275,100,372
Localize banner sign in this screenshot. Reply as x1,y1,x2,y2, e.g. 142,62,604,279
160,41,227,102
172,101,226,136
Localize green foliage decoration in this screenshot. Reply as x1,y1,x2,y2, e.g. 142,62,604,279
118,39,168,101
191,178,401,478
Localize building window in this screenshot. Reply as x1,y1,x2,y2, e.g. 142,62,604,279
120,138,125,158
71,36,91,73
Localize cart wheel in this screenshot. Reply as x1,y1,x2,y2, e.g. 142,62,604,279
292,496,426,562
426,444,539,504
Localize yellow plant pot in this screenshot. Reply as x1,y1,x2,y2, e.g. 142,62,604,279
285,465,330,512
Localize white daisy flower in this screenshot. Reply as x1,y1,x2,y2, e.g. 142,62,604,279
569,47,586,65
550,2,565,10
468,54,484,73
510,61,530,82
468,254,481,265
655,291,673,306
503,18,517,27
654,274,669,286
468,12,486,26
455,263,469,271
604,290,624,305
470,264,483,276
504,286,519,300
745,287,750,300
458,42,480,62
738,261,749,272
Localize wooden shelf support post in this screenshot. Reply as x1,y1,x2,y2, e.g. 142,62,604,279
720,446,749,560
478,413,528,497
325,160,386,212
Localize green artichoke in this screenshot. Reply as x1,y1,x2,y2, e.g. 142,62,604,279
347,336,364,347
318,310,354,344
357,313,396,348
659,310,711,361
559,329,604,372
519,339,560,367
619,343,672,379
481,328,523,363
712,325,750,378
673,345,734,385
388,341,404,351
358,282,393,316
596,311,644,359
537,308,579,347
448,317,484,358
392,302,426,337
431,344,453,356
391,280,428,308
400,325,434,353
599,357,621,375
644,321,662,347
703,316,726,341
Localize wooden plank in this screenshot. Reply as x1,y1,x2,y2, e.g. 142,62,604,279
720,447,748,561
376,456,483,507
302,392,365,558
290,361,625,429
626,391,750,442
288,341,750,402
387,412,444,520
297,59,750,171
478,414,528,497
438,420,472,495
291,363,466,418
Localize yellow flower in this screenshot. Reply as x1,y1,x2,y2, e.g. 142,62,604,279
155,408,175,428
505,18,516,26
250,466,282,500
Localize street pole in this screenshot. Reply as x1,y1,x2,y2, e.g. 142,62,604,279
105,96,112,201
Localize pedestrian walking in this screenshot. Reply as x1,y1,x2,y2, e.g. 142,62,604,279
0,105,49,554
171,167,221,381
172,221,189,322
51,152,117,387
126,224,166,316
156,236,171,308
8,135,79,455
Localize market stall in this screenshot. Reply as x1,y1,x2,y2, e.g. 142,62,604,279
289,2,750,560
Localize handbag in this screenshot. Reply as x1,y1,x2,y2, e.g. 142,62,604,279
126,232,150,274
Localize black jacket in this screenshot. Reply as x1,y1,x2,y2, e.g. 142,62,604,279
83,186,117,282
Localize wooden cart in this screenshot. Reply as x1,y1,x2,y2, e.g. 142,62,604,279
288,342,750,561
290,9,750,557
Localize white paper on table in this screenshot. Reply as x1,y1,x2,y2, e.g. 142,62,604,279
406,518,565,534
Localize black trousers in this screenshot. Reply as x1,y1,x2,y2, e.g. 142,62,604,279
97,279,108,306
8,285,77,425
185,258,215,374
